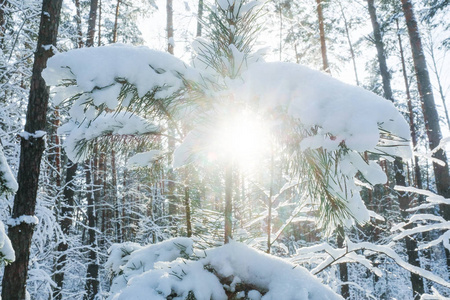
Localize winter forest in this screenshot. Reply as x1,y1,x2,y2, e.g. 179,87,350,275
1,0,450,299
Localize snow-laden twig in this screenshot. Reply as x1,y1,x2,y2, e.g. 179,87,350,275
292,238,450,289
392,186,450,251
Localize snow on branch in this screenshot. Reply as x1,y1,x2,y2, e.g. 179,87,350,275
392,186,450,251
57,112,160,162
292,238,450,289
0,144,18,195
42,43,201,122
0,221,15,265
107,239,342,300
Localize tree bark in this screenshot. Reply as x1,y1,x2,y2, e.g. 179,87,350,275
53,161,77,300
86,0,98,47
368,0,424,296
83,162,99,300
167,0,174,55
74,0,84,48
112,0,120,43
1,0,63,299
224,161,233,244
97,0,102,46
196,0,203,37
337,227,349,299
315,0,330,73
184,185,192,237
0,0,6,49
367,0,392,100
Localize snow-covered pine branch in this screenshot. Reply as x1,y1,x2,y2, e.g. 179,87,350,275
57,111,161,162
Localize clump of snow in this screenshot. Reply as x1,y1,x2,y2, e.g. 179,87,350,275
127,150,164,168
18,130,47,141
0,145,18,195
42,43,201,121
0,220,15,264
58,112,160,162
106,237,194,296
6,215,39,227
237,62,411,156
108,239,342,300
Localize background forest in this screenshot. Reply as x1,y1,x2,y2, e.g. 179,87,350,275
0,0,450,299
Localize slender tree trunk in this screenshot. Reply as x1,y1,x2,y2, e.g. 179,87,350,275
95,151,105,247
167,0,174,55
74,0,84,48
113,0,120,43
367,0,392,100
337,227,349,299
224,161,233,244
48,108,61,187
426,30,450,130
1,1,63,299
368,0,424,296
84,162,99,300
396,19,423,191
166,0,178,231
196,0,203,37
267,146,274,253
0,0,6,49
97,0,102,47
111,150,121,242
184,184,192,237
401,3,450,275
53,161,77,300
338,0,359,85
86,0,98,47
316,0,330,73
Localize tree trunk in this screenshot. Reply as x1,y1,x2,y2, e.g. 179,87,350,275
196,0,203,37
84,162,99,300
97,0,102,46
167,0,174,55
1,0,63,299
0,0,6,49
184,185,192,237
86,0,98,47
74,0,84,48
396,19,423,191
112,0,120,43
401,0,450,274
315,0,330,73
338,1,359,85
426,29,450,130
337,227,349,299
111,150,120,242
224,161,233,244
367,0,424,296
367,0,392,100
267,146,274,253
53,161,78,300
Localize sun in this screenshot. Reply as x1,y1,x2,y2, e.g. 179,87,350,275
208,109,270,170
